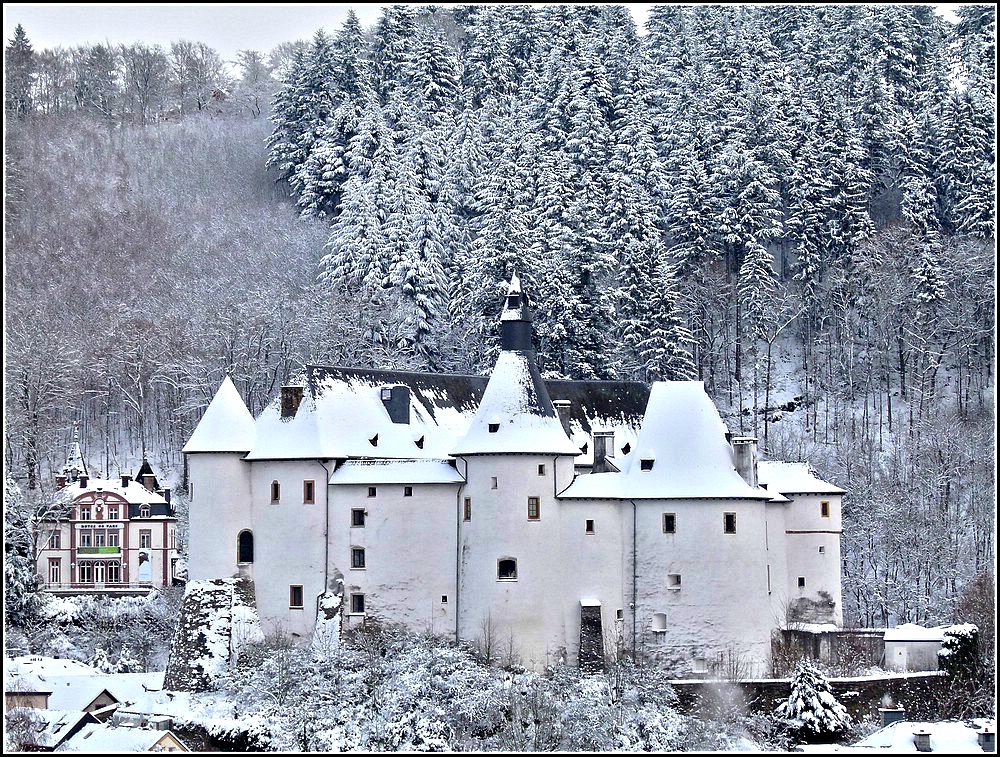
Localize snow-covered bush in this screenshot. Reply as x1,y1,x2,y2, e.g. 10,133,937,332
937,623,979,679
775,661,852,742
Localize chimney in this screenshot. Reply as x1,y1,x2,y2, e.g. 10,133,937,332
732,437,758,488
552,400,572,437
978,727,995,753
121,474,131,488
56,475,67,490
280,386,304,418
162,487,171,505
142,474,156,491
380,386,410,424
79,474,89,489
913,729,932,752
593,431,615,474
879,706,906,728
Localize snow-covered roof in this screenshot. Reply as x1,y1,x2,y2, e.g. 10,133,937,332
182,376,256,453
850,718,995,752
451,351,581,456
883,624,949,642
55,478,169,506
42,672,165,711
13,709,95,749
238,365,646,462
56,721,185,752
10,656,100,677
329,459,466,485
757,461,846,495
559,381,769,500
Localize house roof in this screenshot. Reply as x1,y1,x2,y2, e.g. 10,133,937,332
55,478,170,506
182,375,257,453
56,722,188,752
15,709,97,749
883,623,949,642
329,459,466,485
9,656,99,677
757,461,846,495
41,672,164,712
559,381,770,500
834,717,994,752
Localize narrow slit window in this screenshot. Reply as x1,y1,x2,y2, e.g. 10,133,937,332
270,481,280,503
404,485,413,497
368,486,377,498
303,480,315,504
724,512,737,534
820,500,831,518
490,476,498,490
463,497,471,521
585,519,595,534
663,513,676,534
537,464,546,476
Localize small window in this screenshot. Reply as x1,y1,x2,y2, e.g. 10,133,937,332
404,486,413,497
652,612,667,632
463,497,471,521
820,500,831,518
537,464,546,476
640,458,654,471
139,504,151,518
350,593,365,614
767,564,772,594
668,573,682,590
270,481,280,503
724,512,737,534
818,545,826,554
351,508,366,527
585,519,595,534
621,443,631,455
140,529,152,549
441,595,448,604
79,507,91,521
498,558,517,580
108,505,119,520
488,423,500,433
798,576,806,588
663,513,676,534
289,585,304,608
49,531,61,549
616,608,624,621
303,480,315,504
527,496,540,520
381,387,393,401
351,547,366,569
490,476,498,490
368,486,377,498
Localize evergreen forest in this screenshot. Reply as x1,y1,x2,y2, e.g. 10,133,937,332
3,4,996,645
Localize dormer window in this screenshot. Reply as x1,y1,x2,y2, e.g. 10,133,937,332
640,459,654,471
139,505,151,518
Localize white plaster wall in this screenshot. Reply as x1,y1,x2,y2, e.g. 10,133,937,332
558,498,627,666
782,494,844,625
249,460,331,637
765,501,792,625
331,481,460,638
186,452,253,582
457,455,575,671
629,498,775,678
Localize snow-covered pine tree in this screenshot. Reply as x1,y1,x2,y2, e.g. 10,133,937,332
5,24,36,119
776,660,852,742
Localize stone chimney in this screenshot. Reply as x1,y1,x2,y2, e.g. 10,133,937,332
913,729,932,752
879,706,906,728
121,474,131,488
978,727,995,753
141,474,155,491
732,437,758,488
552,400,572,437
56,475,67,490
593,431,615,473
280,386,304,418
78,474,89,489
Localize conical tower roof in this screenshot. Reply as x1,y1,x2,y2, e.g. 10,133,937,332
451,275,580,457
182,376,256,453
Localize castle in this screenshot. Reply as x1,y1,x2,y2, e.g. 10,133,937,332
182,276,844,677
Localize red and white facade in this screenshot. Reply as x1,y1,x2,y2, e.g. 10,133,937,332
36,473,180,596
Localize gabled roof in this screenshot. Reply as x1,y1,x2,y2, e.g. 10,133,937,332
182,376,256,453
329,459,466,485
55,478,170,507
57,722,188,752
757,461,846,495
42,672,165,712
14,709,98,750
559,381,768,500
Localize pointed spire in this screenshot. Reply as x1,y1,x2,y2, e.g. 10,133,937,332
182,376,256,453
62,422,88,481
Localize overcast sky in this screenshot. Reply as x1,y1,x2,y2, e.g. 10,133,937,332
4,4,654,66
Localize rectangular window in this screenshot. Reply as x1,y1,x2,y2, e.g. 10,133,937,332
537,464,546,476
585,519,595,534
663,513,676,534
820,500,831,518
818,545,826,554
79,507,91,521
140,529,152,549
527,496,540,520
667,573,682,590
490,476,498,490
270,481,280,503
767,564,772,594
498,558,517,580
303,480,315,504
351,508,366,527
48,560,60,584
724,512,737,534
368,486,377,498
463,497,471,521
441,595,448,604
404,485,413,497
94,530,106,547
108,505,119,520
640,459,654,471
798,576,806,588
107,530,119,547
289,585,304,608
49,531,61,549
350,594,365,614
79,530,92,547
351,547,366,569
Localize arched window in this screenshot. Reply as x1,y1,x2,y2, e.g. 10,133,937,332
237,530,254,564
497,558,517,581
139,505,151,518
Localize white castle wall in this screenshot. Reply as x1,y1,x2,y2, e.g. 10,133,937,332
186,452,253,582
783,492,844,625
